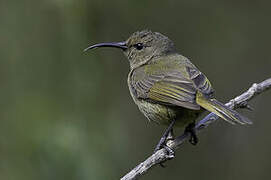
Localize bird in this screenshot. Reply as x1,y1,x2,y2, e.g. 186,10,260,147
84,30,252,151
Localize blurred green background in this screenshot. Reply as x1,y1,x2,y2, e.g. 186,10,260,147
1,0,271,179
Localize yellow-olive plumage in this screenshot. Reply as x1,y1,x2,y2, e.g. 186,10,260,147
85,30,252,131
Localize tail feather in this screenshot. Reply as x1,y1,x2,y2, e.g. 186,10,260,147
196,92,252,125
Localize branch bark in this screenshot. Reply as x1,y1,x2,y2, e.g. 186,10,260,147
121,78,271,180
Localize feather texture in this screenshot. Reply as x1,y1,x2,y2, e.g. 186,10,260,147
130,54,213,110
129,54,251,125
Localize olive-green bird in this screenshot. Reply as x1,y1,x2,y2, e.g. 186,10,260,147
85,30,252,149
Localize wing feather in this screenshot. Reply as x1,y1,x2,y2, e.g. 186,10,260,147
130,56,214,110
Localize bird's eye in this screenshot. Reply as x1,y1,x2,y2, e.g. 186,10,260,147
134,43,144,50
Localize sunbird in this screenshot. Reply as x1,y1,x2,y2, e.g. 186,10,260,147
84,30,251,150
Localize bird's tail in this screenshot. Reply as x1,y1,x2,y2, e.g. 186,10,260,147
196,92,252,125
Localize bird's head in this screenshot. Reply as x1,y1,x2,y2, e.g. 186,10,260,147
84,30,176,69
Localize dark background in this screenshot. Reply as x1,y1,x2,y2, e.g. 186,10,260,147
1,0,271,179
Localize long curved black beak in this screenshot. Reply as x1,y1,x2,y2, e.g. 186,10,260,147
84,41,127,52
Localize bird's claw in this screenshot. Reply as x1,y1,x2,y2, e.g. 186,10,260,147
156,145,175,168
164,145,175,158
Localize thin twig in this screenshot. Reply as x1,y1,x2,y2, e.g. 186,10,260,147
121,78,271,180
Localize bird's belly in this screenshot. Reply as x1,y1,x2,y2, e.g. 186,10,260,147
136,100,202,128
137,100,174,125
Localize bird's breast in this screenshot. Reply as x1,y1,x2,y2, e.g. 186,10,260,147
127,71,173,124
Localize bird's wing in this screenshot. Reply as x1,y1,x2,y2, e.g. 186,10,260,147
130,57,214,110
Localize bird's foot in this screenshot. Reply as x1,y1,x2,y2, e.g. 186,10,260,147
158,145,175,168
185,122,198,145
154,142,175,168
164,145,175,159
154,131,174,153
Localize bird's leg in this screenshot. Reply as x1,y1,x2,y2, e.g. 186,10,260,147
154,119,176,153
154,119,176,168
184,122,198,145
166,130,174,141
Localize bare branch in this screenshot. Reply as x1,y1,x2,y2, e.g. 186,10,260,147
121,78,271,180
